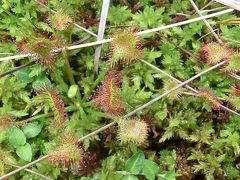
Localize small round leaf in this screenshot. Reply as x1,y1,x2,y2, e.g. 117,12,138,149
16,143,32,162
125,151,145,174
8,127,26,148
68,85,78,98
142,159,159,180
22,123,41,138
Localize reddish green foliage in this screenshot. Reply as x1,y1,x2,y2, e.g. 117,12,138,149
50,9,72,31
117,118,148,144
17,35,60,68
226,84,240,111
224,53,240,73
163,80,185,100
33,81,67,127
48,132,83,167
197,88,222,110
200,42,232,64
91,70,124,115
231,84,240,96
108,30,142,68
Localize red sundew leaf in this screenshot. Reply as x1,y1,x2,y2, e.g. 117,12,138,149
197,88,222,111
200,42,233,65
47,89,67,126
108,30,142,68
117,118,148,144
51,9,72,31
163,80,185,100
47,132,83,167
33,82,67,126
224,53,240,73
231,84,240,96
91,70,124,115
17,35,61,68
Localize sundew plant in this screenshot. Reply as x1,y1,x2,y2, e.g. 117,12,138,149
0,0,239,180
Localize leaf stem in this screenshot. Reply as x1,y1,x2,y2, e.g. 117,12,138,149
62,48,75,85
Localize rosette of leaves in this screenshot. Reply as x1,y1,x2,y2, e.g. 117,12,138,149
225,84,240,111
116,117,148,144
108,29,141,68
31,79,67,127
200,42,232,64
50,9,72,31
17,35,60,68
47,131,83,167
197,88,222,110
91,70,124,115
163,80,185,100
224,53,240,73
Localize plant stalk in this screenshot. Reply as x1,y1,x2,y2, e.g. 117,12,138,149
62,48,75,85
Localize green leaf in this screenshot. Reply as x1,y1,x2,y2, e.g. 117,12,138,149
14,68,33,84
108,5,131,25
68,85,78,98
9,110,29,118
8,127,26,148
142,159,159,180
122,175,138,180
16,143,32,162
125,151,145,174
22,123,41,138
132,7,165,28
32,77,52,90
155,111,168,121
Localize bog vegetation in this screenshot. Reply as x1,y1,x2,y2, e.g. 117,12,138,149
0,0,239,180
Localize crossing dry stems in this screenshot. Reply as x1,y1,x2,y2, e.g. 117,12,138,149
0,59,229,180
